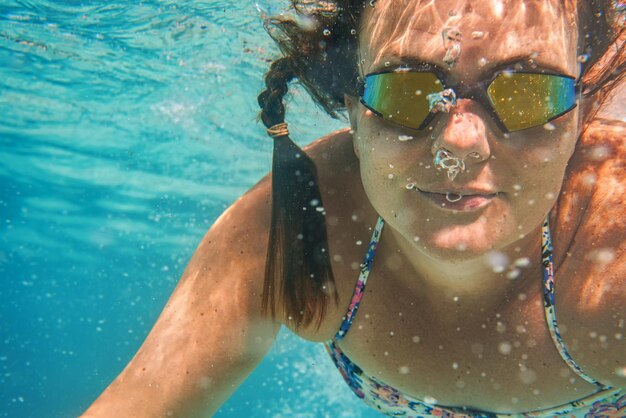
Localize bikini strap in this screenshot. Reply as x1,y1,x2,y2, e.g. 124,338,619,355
334,216,385,340
541,217,609,388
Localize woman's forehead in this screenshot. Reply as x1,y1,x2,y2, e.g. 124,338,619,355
359,0,579,77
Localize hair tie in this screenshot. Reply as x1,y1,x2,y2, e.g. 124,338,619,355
267,122,289,138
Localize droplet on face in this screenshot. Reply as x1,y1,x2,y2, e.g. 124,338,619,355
472,31,485,39
478,57,488,67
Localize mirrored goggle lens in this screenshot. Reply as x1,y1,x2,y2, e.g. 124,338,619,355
362,72,441,130
487,73,576,132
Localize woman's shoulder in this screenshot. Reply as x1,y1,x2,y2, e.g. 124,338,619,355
203,129,372,341
551,118,625,384
554,117,625,250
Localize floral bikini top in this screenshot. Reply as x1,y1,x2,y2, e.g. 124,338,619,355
323,216,624,417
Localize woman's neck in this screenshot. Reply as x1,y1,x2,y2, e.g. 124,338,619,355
385,223,544,314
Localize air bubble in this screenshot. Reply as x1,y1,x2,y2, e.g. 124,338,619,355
486,251,509,273
350,28,356,35
498,342,512,355
514,257,530,268
506,269,520,280
577,54,589,63
543,122,556,131
323,28,331,36
582,173,597,186
398,135,414,141
520,368,537,384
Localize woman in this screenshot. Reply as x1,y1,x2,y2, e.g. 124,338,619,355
83,0,625,416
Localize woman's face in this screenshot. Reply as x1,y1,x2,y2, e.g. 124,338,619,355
348,0,581,260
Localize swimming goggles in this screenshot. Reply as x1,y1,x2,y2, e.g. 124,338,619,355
358,64,579,133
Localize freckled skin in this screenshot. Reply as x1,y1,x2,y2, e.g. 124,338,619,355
82,1,624,416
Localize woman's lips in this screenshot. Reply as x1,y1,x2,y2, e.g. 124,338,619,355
418,189,498,211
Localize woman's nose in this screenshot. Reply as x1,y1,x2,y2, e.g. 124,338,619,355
432,99,491,162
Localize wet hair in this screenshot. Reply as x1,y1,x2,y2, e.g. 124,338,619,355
258,0,626,329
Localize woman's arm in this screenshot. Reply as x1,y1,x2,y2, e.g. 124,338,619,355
82,178,279,417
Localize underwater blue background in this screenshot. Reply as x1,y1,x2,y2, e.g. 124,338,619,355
2,2,625,418
0,1,385,417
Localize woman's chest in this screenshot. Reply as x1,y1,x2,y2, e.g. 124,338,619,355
326,257,602,413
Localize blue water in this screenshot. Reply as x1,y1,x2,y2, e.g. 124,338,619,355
0,2,382,417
